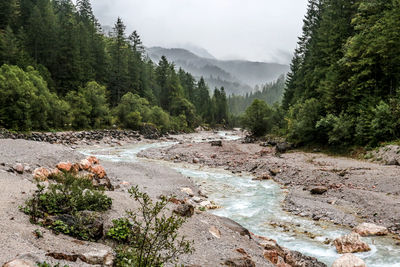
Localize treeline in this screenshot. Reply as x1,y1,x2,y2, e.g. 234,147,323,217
228,75,285,115
0,0,228,132
243,0,400,148
282,0,400,147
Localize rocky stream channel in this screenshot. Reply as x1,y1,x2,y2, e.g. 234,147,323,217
80,132,400,267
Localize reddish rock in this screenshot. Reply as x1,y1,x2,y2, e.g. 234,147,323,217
71,163,81,173
80,159,92,170
56,162,72,172
334,232,371,254
169,197,183,204
87,156,99,165
264,250,279,264
33,167,51,181
90,165,106,179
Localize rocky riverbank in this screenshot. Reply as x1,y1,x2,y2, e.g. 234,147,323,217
0,134,328,267
139,136,400,238
0,126,165,146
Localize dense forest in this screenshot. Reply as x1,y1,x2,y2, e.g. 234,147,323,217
280,0,400,147
228,75,285,115
241,0,400,148
0,0,229,132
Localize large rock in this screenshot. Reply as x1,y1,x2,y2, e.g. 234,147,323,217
333,232,371,254
210,140,223,147
13,163,24,174
56,162,72,172
310,186,328,195
90,165,106,179
353,222,388,237
331,254,366,267
79,249,114,266
2,259,35,267
209,226,221,238
173,204,194,217
33,167,51,181
218,216,251,238
224,257,255,267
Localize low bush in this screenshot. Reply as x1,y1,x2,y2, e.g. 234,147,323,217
21,172,112,241
108,186,193,267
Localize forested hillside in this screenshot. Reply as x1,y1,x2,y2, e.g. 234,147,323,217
147,46,288,95
280,0,400,147
228,75,285,115
0,0,229,131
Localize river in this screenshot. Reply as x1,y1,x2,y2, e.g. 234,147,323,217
80,132,400,267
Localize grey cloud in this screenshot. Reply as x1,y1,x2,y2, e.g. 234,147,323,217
90,0,308,64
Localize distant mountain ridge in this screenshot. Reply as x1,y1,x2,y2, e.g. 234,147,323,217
146,46,289,95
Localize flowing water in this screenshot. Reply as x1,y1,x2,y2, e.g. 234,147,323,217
80,133,400,267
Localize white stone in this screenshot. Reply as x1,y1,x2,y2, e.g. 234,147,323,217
332,253,366,267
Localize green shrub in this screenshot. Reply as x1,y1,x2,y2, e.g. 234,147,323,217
23,173,111,220
241,99,273,137
109,186,193,267
22,172,112,240
286,98,323,144
106,218,133,243
0,64,68,131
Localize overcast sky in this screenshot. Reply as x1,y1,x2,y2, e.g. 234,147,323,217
90,0,308,64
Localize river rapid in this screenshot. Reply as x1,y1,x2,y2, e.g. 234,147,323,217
80,132,400,267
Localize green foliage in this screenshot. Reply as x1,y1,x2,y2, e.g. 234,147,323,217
0,0,230,133
281,0,400,147
241,99,273,137
0,64,67,130
109,186,193,267
36,262,69,267
287,98,323,144
106,218,133,243
22,172,112,222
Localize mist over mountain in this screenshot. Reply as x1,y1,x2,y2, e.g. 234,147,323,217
146,46,289,96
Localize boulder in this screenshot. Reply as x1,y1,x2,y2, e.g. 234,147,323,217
56,162,72,172
333,232,371,254
33,167,50,181
86,156,100,165
79,249,114,266
310,186,328,195
2,259,35,267
173,204,194,217
181,187,194,196
269,168,281,176
13,163,24,174
210,140,223,147
90,165,106,179
79,159,92,170
353,222,388,237
209,226,221,238
252,173,271,181
192,158,200,164
46,252,79,261
224,257,255,267
331,254,366,267
218,216,251,238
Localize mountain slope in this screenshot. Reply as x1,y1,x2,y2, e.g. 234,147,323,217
146,47,289,95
